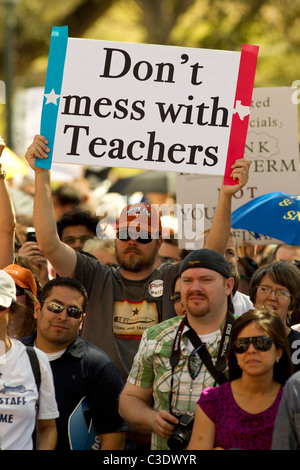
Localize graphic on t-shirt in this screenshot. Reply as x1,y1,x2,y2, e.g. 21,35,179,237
113,299,159,338
0,372,33,394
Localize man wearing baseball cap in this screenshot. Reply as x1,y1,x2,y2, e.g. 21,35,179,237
119,248,235,450
25,134,250,389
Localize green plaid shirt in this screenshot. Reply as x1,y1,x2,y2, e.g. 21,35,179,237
127,315,226,450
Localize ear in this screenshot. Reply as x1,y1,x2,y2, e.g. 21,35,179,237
275,346,283,363
34,300,41,320
225,277,235,296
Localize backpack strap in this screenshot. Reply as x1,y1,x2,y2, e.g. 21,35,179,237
26,346,41,392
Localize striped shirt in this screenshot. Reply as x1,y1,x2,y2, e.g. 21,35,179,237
127,315,227,450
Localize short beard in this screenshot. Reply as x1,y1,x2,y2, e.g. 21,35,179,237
116,241,159,273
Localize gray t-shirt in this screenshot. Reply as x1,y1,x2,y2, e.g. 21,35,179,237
75,252,180,381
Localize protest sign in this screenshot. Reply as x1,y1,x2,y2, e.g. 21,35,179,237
37,26,258,180
176,86,300,248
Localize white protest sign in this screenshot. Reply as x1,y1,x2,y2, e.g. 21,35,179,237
176,86,300,248
36,27,258,179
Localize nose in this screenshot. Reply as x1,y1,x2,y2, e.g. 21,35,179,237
247,342,257,352
70,240,84,251
266,289,277,300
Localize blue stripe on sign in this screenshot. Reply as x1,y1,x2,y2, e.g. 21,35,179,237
36,26,68,169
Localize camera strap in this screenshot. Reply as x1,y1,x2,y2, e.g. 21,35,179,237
169,311,234,394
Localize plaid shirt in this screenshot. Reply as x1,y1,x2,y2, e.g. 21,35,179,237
127,315,226,450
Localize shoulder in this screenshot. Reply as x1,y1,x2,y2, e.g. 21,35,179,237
75,337,122,376
288,328,300,341
285,370,300,390
144,315,184,342
200,382,230,401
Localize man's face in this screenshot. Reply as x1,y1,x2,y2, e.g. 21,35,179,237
180,267,232,319
34,285,85,351
115,231,161,273
225,236,238,266
61,225,94,251
275,245,300,263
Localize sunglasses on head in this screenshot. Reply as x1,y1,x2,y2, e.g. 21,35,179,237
233,336,273,354
41,301,83,319
117,230,156,244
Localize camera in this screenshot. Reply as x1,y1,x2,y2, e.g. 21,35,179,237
167,411,194,450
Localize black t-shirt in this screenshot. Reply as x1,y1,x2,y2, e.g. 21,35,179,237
22,334,126,450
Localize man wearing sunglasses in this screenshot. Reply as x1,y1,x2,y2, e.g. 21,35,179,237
25,134,250,389
21,277,127,450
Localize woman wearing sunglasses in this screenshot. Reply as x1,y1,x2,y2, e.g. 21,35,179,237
187,309,293,450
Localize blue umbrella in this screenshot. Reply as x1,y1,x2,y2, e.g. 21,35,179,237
231,192,300,245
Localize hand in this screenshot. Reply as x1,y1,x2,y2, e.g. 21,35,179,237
222,158,251,195
25,135,50,172
0,136,5,157
151,410,179,439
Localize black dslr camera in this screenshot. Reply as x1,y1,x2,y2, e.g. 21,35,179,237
167,411,195,450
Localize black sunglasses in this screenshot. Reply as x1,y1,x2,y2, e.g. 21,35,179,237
117,230,156,244
170,292,181,304
41,301,83,319
233,336,273,354
188,345,205,380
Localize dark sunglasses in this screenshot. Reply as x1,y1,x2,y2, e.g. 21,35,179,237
41,301,83,319
233,336,273,354
188,345,204,380
117,230,155,244
170,292,181,304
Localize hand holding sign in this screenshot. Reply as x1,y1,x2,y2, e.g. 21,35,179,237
25,135,50,173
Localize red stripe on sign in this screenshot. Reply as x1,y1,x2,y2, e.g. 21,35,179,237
223,44,259,185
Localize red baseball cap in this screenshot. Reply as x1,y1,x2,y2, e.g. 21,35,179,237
4,264,38,298
116,203,162,237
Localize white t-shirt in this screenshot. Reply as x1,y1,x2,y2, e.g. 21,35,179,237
232,291,253,317
0,339,59,450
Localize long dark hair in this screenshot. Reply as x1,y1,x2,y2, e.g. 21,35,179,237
228,309,293,384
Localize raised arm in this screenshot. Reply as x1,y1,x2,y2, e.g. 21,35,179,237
0,137,16,268
205,158,251,255
25,135,77,277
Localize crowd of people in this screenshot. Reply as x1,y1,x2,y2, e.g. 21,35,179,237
0,133,300,450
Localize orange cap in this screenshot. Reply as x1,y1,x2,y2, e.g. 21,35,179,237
116,203,162,236
4,264,38,298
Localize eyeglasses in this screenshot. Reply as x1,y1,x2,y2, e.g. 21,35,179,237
256,285,291,299
117,230,157,244
0,306,7,311
170,293,181,304
188,345,204,380
233,336,273,354
61,235,93,245
41,301,83,319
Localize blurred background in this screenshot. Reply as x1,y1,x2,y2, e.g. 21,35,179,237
0,0,300,229
1,0,300,147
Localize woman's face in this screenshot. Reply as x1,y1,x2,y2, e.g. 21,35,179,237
254,274,293,325
234,322,282,377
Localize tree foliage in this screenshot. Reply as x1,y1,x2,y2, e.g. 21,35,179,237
0,0,300,94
